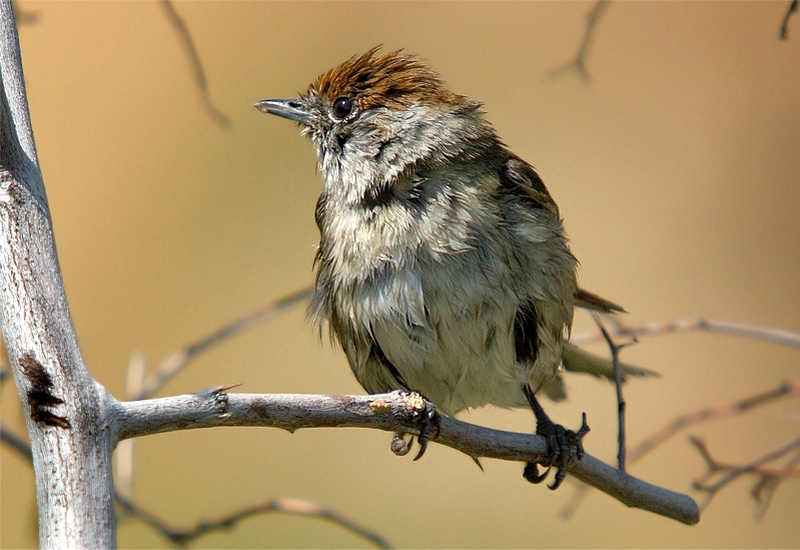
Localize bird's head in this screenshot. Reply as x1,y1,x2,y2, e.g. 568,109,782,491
256,48,497,194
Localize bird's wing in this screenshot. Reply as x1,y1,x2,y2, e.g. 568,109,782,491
501,155,560,217
514,296,567,401
502,155,626,315
503,153,640,391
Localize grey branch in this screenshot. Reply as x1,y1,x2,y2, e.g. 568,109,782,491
112,388,700,525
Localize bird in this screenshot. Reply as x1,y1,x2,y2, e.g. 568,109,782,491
256,47,628,489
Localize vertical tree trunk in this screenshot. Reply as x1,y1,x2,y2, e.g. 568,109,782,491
0,1,117,546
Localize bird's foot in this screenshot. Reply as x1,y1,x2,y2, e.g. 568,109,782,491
388,391,440,460
523,411,589,490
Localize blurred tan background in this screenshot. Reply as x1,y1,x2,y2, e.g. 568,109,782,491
2,1,799,547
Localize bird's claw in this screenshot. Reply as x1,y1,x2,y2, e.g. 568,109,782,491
413,397,439,461
524,412,590,490
391,432,413,456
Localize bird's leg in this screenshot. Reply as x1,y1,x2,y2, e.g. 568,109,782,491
409,391,440,460
522,385,590,490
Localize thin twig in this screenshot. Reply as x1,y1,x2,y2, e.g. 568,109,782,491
592,313,627,472
120,287,310,511
116,493,392,549
780,0,799,39
158,0,231,127
560,380,800,518
550,0,611,81
134,287,313,400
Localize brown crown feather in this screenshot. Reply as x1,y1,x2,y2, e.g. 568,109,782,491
308,47,463,110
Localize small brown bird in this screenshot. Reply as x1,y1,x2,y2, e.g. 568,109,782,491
256,48,625,489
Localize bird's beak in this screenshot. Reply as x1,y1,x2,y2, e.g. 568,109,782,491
254,99,309,124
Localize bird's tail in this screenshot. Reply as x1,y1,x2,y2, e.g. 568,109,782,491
574,287,626,313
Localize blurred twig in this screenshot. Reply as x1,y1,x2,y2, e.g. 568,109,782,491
691,435,800,516
570,317,800,350
780,0,798,39
139,289,800,403
0,420,391,547
13,2,37,25
116,493,392,549
117,288,313,512
159,0,231,127
0,425,32,461
752,447,800,520
628,381,800,463
133,286,313,400
561,380,800,518
550,0,611,81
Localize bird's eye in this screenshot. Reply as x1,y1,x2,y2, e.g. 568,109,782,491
332,97,353,119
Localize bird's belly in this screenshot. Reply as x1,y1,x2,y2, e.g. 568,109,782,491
365,262,528,415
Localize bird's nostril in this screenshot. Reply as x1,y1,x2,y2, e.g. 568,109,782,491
288,101,302,109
